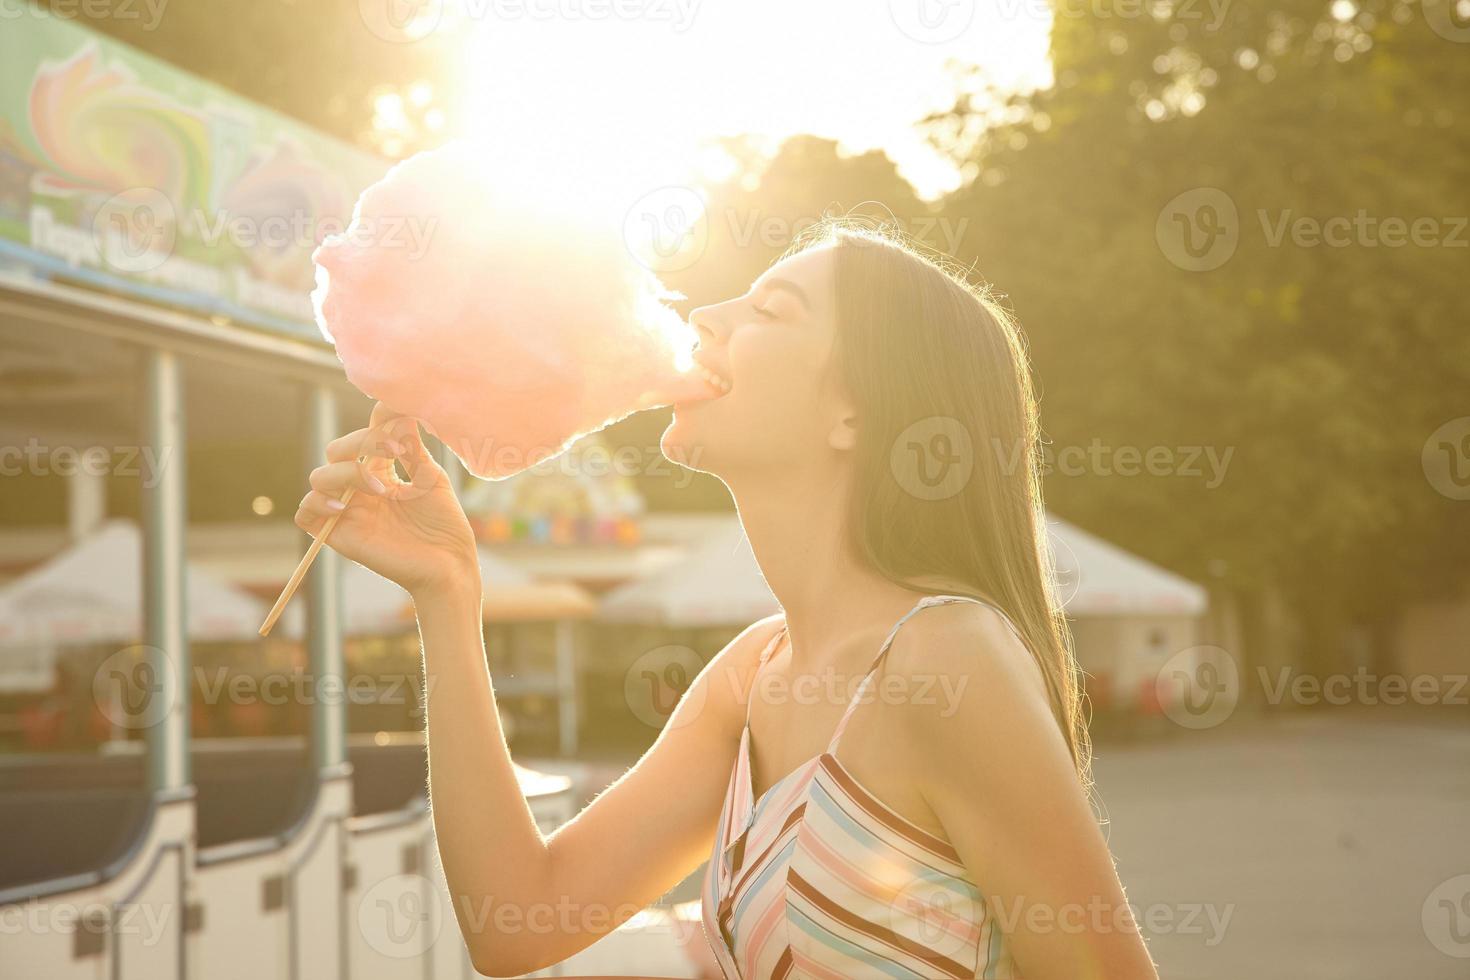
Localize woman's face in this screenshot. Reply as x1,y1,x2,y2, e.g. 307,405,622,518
661,244,856,481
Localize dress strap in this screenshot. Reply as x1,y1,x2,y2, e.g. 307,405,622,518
826,594,1004,754
743,622,788,725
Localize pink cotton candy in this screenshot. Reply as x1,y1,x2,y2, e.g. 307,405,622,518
311,141,713,479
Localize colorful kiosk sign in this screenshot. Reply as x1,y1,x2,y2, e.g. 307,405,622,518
0,13,386,340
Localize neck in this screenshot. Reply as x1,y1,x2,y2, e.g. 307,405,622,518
730,470,925,666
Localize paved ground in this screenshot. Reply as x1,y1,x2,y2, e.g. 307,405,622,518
1092,710,1470,979
551,709,1470,978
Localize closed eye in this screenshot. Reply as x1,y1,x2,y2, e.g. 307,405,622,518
752,304,777,319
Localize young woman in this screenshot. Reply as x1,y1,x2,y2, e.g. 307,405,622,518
296,222,1159,978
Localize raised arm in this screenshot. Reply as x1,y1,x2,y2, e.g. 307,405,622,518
417,584,776,975
294,404,777,976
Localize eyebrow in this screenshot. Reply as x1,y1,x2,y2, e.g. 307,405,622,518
754,277,812,311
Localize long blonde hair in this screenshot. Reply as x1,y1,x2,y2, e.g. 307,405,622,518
788,219,1091,787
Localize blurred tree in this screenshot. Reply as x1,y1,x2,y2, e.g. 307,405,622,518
925,0,1470,672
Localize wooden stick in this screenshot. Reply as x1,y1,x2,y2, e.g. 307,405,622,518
258,485,357,637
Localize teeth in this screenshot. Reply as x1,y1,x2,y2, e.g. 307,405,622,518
697,364,731,394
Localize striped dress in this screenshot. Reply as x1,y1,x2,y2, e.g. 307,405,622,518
701,595,1018,979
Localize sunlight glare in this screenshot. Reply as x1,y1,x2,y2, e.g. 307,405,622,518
451,1,1052,201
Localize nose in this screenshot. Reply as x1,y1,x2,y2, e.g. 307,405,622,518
688,301,733,352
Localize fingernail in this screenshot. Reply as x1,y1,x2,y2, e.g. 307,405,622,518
366,476,388,494
387,440,406,456
326,498,347,512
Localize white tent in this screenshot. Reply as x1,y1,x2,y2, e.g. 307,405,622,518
0,520,269,647
598,516,1207,627
337,560,414,636
336,548,596,634
1048,518,1207,616
0,520,271,691
598,520,779,627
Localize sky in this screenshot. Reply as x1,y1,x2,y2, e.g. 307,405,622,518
440,0,1055,199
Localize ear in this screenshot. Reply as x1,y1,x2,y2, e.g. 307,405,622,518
827,412,859,452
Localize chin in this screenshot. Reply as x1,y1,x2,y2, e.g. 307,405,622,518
660,410,718,476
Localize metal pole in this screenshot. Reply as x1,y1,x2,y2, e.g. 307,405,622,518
142,349,189,792
555,620,578,756
305,385,346,770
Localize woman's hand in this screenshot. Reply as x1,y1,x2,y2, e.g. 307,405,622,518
294,402,478,597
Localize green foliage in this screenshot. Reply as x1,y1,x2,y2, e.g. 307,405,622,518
923,0,1469,620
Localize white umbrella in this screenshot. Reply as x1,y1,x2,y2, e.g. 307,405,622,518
338,560,414,636
0,519,268,646
599,520,780,628
336,549,596,633
1048,518,1207,616
598,515,1207,627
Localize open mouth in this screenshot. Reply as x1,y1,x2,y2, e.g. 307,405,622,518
693,361,732,397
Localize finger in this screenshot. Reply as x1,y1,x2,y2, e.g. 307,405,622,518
293,503,325,536
309,460,390,497
387,430,446,499
297,489,349,519
381,413,429,460
326,426,404,465
369,401,411,433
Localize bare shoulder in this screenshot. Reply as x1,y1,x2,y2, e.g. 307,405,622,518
882,599,1059,754
884,599,1047,700
686,613,786,727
